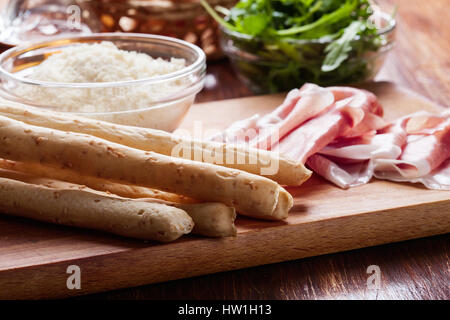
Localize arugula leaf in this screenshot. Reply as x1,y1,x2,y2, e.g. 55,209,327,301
201,0,384,91
276,0,358,36
200,0,236,31
322,21,364,72
202,0,375,40
241,14,270,36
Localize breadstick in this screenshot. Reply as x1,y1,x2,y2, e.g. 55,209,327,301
176,203,236,237
0,172,194,242
146,200,237,237
0,98,311,186
0,160,237,237
0,116,293,219
0,159,196,204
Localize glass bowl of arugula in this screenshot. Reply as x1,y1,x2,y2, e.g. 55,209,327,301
201,0,396,93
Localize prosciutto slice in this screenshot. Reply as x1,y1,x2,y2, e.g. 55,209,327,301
275,87,387,162
212,83,334,148
310,112,449,190
306,116,409,188
373,113,450,186
411,159,450,190
306,154,374,189
212,83,450,190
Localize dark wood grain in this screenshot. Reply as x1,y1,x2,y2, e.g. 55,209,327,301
79,235,449,300
81,0,449,300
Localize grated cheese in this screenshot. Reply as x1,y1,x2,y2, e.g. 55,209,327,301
14,41,188,113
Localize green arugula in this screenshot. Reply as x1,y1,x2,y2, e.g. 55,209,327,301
201,0,383,92
322,21,364,72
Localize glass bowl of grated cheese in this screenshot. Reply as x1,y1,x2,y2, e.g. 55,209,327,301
0,33,206,131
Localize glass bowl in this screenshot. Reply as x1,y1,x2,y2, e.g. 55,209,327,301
220,11,396,94
85,0,238,60
0,33,206,131
0,0,237,61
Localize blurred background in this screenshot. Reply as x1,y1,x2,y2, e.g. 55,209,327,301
0,1,448,104
0,0,236,60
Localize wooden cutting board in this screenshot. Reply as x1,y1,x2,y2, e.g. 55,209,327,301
0,82,449,299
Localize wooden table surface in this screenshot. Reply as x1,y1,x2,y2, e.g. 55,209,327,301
0,0,448,300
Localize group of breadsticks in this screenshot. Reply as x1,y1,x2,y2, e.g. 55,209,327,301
0,98,311,242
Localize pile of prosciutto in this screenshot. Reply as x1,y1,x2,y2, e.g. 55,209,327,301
212,84,450,190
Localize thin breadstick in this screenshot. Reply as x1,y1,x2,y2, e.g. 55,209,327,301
0,159,196,204
0,98,311,186
0,160,237,237
176,203,236,237
0,116,293,220
146,200,237,237
0,171,194,242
